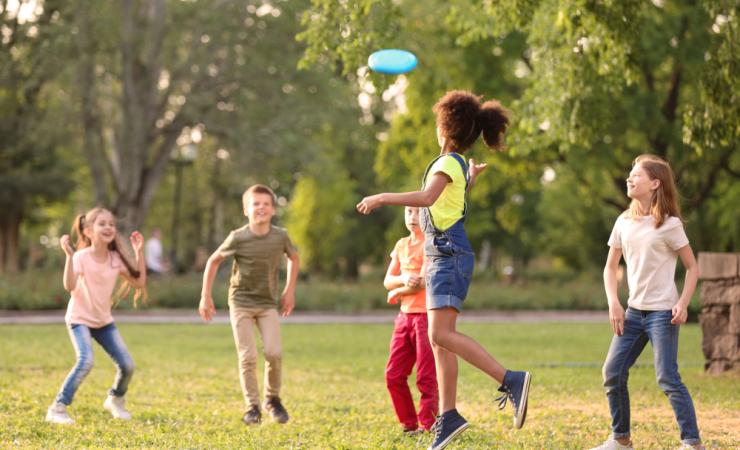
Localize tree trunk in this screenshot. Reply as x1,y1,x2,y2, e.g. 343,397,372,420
0,210,22,275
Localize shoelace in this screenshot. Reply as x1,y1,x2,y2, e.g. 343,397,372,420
495,385,516,410
430,415,442,438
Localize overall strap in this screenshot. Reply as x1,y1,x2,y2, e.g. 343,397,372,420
420,152,469,217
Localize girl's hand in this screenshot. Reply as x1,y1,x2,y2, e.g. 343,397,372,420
608,303,625,336
199,295,216,322
356,194,382,215
60,234,75,256
280,291,295,317
130,231,144,254
671,304,688,325
402,273,422,288
468,158,488,182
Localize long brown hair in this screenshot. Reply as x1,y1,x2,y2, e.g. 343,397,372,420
626,155,682,228
433,90,510,153
71,207,146,306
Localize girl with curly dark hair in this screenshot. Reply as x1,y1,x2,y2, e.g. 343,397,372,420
357,90,531,450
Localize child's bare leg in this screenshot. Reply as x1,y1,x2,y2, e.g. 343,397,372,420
431,339,458,412
428,308,507,383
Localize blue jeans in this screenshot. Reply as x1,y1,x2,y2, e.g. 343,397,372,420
55,322,135,405
602,308,700,445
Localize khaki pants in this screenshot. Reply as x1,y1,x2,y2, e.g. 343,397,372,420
229,305,282,408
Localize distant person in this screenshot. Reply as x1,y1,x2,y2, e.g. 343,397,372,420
357,90,531,450
145,228,169,275
198,184,300,426
46,207,146,425
384,206,438,434
591,155,704,450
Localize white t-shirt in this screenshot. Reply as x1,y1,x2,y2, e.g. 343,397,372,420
608,214,689,311
145,237,165,272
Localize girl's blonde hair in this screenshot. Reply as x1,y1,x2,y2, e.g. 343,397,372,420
71,207,147,306
626,155,682,228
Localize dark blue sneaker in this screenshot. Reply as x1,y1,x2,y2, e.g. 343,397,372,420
496,370,531,429
427,409,469,450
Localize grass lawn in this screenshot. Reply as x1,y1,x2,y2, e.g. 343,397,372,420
0,322,737,449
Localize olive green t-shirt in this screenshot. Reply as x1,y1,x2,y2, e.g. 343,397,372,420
216,224,297,308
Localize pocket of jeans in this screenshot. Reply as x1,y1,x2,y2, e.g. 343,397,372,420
432,234,454,256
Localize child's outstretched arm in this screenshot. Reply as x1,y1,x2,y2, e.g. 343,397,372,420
280,252,300,317
356,173,449,214
604,246,624,336
672,244,698,325
60,234,77,292
199,251,224,322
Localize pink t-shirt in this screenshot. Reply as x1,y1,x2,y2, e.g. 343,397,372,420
65,248,127,328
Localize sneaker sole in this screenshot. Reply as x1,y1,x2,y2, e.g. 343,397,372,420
514,372,531,429
427,421,469,450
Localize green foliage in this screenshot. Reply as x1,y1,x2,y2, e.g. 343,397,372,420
0,323,737,448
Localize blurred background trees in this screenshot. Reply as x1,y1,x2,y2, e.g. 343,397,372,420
1,0,737,284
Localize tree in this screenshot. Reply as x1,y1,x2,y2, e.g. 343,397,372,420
0,0,74,273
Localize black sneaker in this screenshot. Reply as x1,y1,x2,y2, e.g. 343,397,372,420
427,409,469,450
242,405,261,425
496,370,531,429
264,396,289,424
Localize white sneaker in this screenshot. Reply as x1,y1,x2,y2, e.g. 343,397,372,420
45,402,74,424
590,438,634,450
103,395,132,420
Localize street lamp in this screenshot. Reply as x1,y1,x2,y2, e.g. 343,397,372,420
170,143,198,272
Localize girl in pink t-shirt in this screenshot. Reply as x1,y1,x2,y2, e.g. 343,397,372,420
45,207,147,425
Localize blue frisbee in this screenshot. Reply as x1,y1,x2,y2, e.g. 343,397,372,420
368,49,418,75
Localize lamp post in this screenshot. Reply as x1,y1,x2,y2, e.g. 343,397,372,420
170,143,198,272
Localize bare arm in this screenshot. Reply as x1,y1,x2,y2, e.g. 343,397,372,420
604,246,624,336
60,235,77,292
383,254,404,290
280,252,300,316
672,244,698,325
199,252,225,322
121,231,147,289
356,173,449,214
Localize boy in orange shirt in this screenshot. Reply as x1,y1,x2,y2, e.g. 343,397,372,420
384,206,438,434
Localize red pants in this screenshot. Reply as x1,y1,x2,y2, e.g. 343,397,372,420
385,312,438,430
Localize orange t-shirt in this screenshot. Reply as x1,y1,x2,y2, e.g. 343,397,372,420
65,248,127,328
390,235,427,313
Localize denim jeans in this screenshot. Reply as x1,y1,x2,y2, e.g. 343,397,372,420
55,322,135,405
602,308,700,445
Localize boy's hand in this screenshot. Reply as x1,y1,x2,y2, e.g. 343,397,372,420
60,234,75,257
671,304,688,325
281,291,295,317
356,194,382,215
402,274,422,288
198,296,216,322
387,289,400,304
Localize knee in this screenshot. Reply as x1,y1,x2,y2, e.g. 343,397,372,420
602,364,625,391
385,368,405,386
656,371,684,394
120,359,135,377
263,349,282,363
428,328,450,348
76,354,94,374
239,353,258,369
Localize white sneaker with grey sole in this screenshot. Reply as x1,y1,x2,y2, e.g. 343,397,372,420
103,395,132,420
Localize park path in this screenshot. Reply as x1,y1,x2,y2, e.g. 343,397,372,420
0,309,606,325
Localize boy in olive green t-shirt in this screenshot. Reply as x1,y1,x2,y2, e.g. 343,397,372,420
199,184,300,425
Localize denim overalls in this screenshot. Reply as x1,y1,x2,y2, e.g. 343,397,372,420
420,153,475,312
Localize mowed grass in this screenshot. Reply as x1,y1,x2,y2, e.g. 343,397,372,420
0,322,737,449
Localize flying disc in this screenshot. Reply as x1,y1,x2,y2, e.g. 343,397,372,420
368,49,417,75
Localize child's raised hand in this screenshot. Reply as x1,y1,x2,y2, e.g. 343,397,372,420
60,234,75,256
468,158,488,181
356,194,382,215
129,231,144,254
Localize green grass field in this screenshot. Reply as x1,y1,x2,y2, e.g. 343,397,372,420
1,322,737,449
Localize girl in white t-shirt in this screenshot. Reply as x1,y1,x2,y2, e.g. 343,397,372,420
45,207,147,425
591,155,703,450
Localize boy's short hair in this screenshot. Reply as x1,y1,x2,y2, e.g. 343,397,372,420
243,184,277,207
